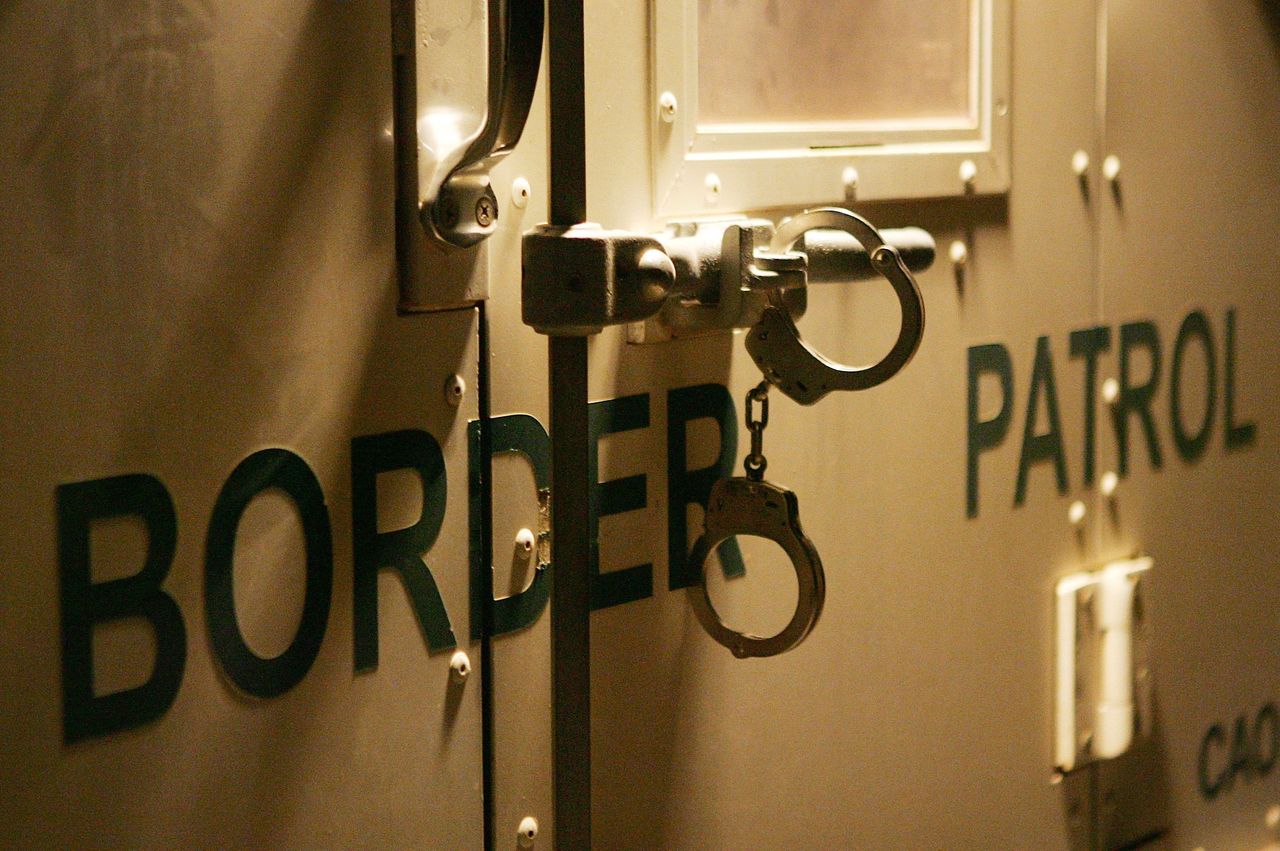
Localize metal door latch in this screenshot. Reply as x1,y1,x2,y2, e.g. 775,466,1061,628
521,207,930,658
521,206,931,404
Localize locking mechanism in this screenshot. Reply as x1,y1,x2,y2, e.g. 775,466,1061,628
522,207,934,404
1055,557,1154,772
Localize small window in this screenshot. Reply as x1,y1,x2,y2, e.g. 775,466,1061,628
652,0,1010,216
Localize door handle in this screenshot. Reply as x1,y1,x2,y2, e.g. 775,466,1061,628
394,0,544,252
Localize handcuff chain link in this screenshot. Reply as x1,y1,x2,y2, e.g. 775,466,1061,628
744,381,770,481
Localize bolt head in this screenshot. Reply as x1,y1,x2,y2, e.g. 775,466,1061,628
1072,150,1091,177
1100,471,1119,498
1102,155,1121,182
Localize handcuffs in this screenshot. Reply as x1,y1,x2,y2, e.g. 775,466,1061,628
688,208,926,658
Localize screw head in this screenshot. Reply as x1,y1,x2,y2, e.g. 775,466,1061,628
1069,500,1087,526
1101,377,1120,405
1072,150,1091,177
475,196,496,227
959,159,978,187
1100,471,1119,498
948,240,969,268
1102,155,1121,183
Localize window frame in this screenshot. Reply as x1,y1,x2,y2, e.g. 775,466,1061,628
650,0,1011,217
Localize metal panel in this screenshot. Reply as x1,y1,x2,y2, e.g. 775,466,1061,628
1099,1,1280,846
0,0,484,846
556,0,1102,846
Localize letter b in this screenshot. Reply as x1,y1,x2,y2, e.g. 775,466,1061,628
57,474,186,742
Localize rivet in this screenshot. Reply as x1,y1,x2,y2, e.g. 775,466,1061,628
444,374,466,407
1101,377,1120,405
517,816,539,847
511,177,531,209
658,91,678,123
841,166,859,199
1100,471,1119,498
959,159,978,188
515,528,535,554
1069,500,1087,526
704,172,721,204
1266,803,1280,831
1072,150,1090,178
1102,155,1121,183
449,650,471,683
948,240,969,268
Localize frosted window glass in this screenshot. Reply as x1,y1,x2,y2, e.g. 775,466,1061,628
697,0,973,126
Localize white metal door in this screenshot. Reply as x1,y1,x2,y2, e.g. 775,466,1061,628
0,2,486,846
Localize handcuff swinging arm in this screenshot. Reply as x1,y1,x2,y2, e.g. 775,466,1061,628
745,207,927,405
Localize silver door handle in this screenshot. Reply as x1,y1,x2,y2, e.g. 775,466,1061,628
395,0,544,251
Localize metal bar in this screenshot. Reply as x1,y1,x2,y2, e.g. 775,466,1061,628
547,0,592,846
477,303,496,851
548,0,587,226
390,0,422,307
802,227,936,284
549,335,591,849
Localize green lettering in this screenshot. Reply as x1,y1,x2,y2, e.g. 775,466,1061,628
1224,308,1257,450
205,449,332,697
1170,310,1217,462
1199,722,1228,799
1069,326,1111,486
667,383,745,590
1112,321,1163,476
1015,336,1069,505
469,415,551,638
57,474,185,741
966,343,1014,518
1256,703,1279,776
351,431,455,672
590,394,653,609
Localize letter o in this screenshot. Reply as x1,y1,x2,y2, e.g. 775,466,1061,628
205,448,333,698
1170,310,1217,462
